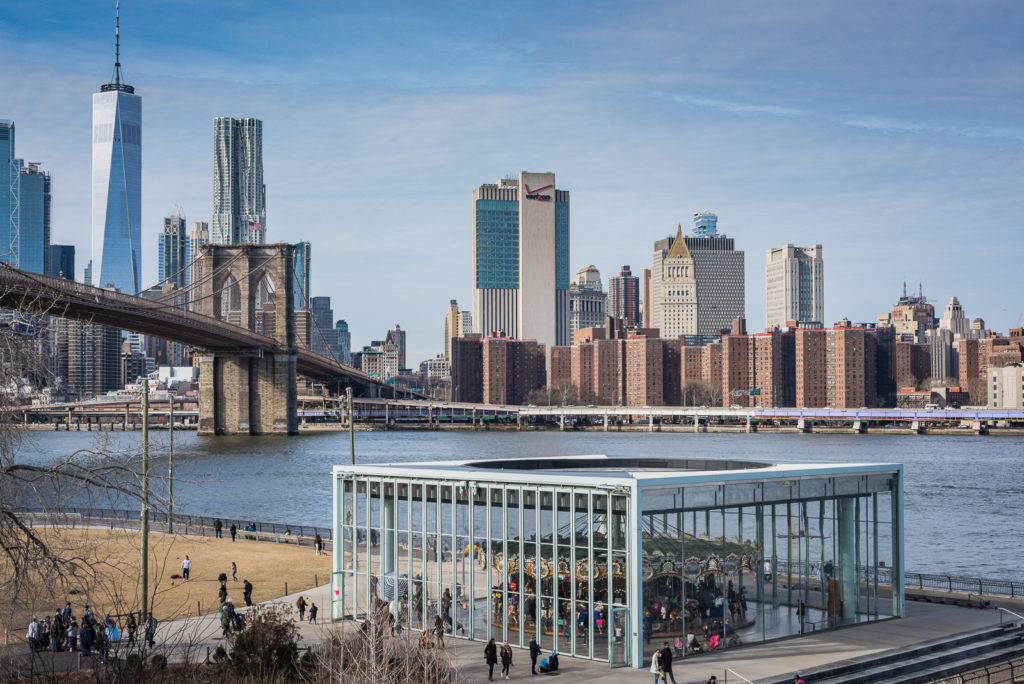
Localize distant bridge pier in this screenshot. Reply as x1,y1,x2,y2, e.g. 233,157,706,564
197,352,297,435
853,420,865,434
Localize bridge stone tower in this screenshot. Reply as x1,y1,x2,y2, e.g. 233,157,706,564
195,244,298,435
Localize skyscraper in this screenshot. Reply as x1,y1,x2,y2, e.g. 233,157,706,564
444,299,473,360
18,163,50,275
650,227,697,338
91,5,141,293
569,266,607,334
292,241,311,309
335,320,351,365
765,244,824,329
0,120,22,268
651,214,745,339
472,172,570,348
310,296,337,357
608,265,640,328
692,211,718,238
47,245,75,280
212,117,265,245
185,221,209,288
158,214,187,287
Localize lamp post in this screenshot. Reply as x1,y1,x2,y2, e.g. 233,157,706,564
140,379,150,620
168,395,174,534
347,386,355,465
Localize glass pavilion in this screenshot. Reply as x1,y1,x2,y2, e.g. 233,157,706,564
331,456,904,669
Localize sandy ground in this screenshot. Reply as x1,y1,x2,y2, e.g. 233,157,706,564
3,527,333,636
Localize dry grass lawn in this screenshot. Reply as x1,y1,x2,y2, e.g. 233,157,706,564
2,527,332,636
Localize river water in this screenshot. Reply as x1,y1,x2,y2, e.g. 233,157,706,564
14,429,1024,579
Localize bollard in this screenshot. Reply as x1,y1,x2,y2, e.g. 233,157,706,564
77,653,81,671
285,582,288,596
315,574,318,587
196,600,201,616
206,646,210,664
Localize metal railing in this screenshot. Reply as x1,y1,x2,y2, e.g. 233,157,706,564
18,506,333,550
783,560,1024,599
931,657,1024,684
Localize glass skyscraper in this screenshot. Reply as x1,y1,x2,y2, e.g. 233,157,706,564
212,117,265,245
17,164,50,275
158,214,187,287
1,120,21,269
91,11,141,293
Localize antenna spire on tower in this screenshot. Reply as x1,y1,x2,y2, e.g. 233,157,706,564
114,1,122,85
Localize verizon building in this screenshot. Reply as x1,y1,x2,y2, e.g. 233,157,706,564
472,172,570,348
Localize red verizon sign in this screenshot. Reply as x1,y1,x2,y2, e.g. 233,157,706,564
524,183,553,201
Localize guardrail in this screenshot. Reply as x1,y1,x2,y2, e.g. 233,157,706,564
18,506,333,551
931,656,1024,684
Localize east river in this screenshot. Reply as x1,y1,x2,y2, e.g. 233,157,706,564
15,429,1024,579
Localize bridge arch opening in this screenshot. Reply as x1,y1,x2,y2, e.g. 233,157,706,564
254,272,276,336
217,273,242,325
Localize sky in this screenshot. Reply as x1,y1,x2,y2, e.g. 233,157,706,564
1,1,1022,365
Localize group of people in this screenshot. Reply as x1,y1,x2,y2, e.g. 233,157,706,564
482,635,557,680
295,596,319,624
26,604,157,659
213,519,239,542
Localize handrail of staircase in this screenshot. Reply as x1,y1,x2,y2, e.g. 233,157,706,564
996,606,1024,623
724,668,756,684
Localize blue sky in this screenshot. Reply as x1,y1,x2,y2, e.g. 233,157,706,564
2,1,1022,364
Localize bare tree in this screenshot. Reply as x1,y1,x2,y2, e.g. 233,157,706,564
681,381,721,407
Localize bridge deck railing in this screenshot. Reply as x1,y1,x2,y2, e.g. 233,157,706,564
782,559,1024,598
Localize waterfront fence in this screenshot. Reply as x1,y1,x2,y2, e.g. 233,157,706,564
773,560,1024,599
17,506,333,552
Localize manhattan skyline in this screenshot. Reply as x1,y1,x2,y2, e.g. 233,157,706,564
1,1,1022,362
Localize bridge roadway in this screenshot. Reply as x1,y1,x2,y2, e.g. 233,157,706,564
0,263,412,398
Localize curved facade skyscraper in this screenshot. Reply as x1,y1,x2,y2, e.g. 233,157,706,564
212,117,265,245
91,7,141,293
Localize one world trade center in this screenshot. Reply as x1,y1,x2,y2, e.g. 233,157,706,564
91,3,141,294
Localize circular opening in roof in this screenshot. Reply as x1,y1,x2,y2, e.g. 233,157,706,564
462,456,773,472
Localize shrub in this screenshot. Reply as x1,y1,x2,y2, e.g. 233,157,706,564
229,604,299,679
213,645,229,663
150,653,168,670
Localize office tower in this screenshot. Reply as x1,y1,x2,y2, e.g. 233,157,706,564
158,214,187,287
443,300,473,360
57,318,122,396
651,214,745,339
18,163,50,274
91,6,141,292
1,120,23,268
309,296,337,357
608,265,640,328
184,221,209,287
640,268,652,327
335,320,351,365
386,325,406,370
212,117,265,244
47,245,75,280
880,283,935,340
569,266,607,335
939,296,969,335
649,226,697,339
292,241,311,308
765,244,824,329
472,171,570,348
692,211,718,238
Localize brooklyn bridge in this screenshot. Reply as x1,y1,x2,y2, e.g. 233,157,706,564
0,243,419,436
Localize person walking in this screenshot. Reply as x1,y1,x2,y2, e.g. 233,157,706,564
296,595,306,621
659,642,678,684
220,601,232,638
500,641,513,680
529,634,541,675
243,579,253,607
230,523,237,542
314,533,323,556
434,614,445,648
484,639,498,681
126,612,137,647
145,612,157,648
181,555,192,581
25,617,38,652
215,519,223,538
231,561,238,582
650,647,664,683
308,602,319,624
707,677,718,684
67,618,79,652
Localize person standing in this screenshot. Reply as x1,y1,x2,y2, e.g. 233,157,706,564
215,519,223,538
296,595,306,621
484,639,498,681
308,602,319,624
126,612,137,647
529,634,541,675
181,555,192,581
500,641,513,680
650,648,664,683
314,533,323,556
434,614,445,648
230,523,237,542
231,562,238,582
659,642,677,684
220,601,232,638
67,618,79,652
25,617,38,652
144,612,157,648
243,580,254,607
